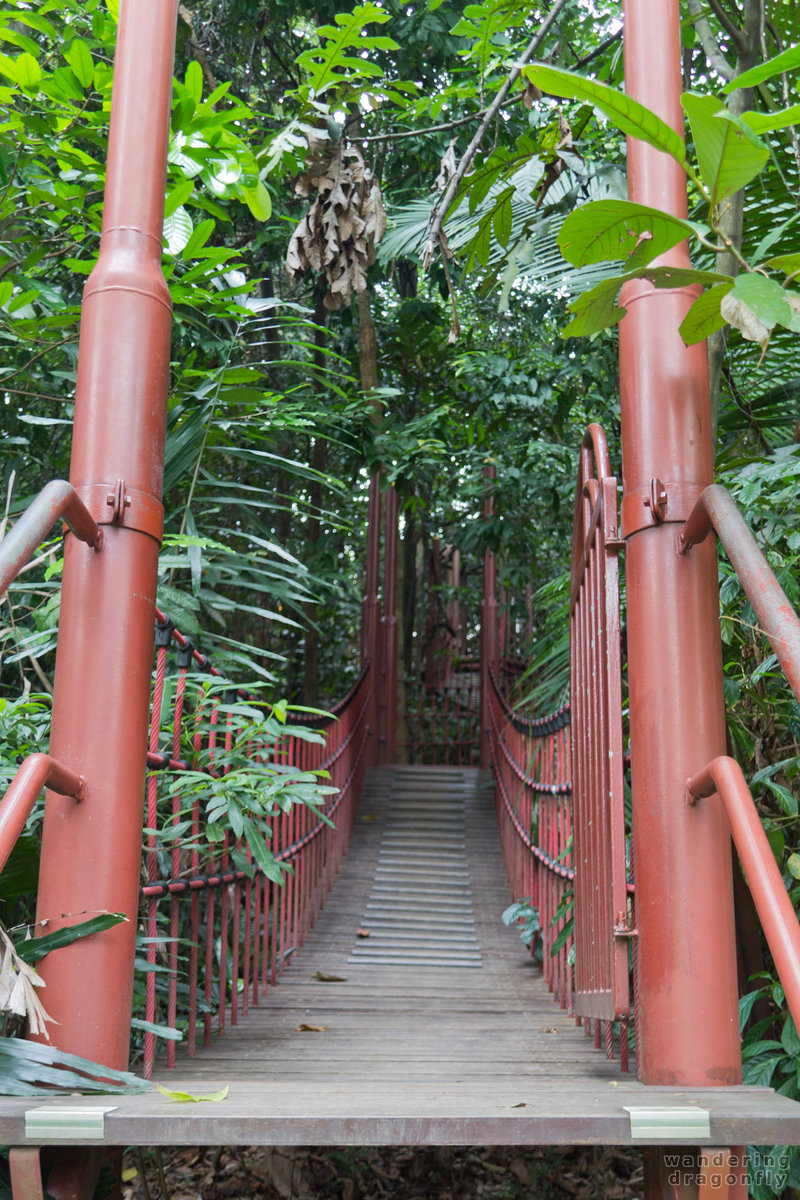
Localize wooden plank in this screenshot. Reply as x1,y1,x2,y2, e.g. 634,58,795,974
1,766,799,1148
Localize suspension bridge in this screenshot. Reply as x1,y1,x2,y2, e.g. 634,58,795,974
1,1,800,1198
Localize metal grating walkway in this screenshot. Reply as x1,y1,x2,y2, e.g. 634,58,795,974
349,771,482,968
1,766,800,1148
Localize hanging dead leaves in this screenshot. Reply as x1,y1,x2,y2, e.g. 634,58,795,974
286,139,387,310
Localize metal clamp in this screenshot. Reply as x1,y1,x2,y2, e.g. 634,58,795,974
76,480,164,543
621,480,706,538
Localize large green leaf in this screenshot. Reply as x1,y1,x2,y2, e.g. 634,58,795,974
563,265,730,337
725,44,800,92
0,1036,151,1095
558,200,695,269
728,273,800,334
522,64,686,166
15,912,128,964
679,282,734,345
681,93,769,207
741,105,800,135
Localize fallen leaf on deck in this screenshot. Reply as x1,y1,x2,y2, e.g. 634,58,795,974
156,1084,229,1103
313,972,346,982
357,928,370,938
498,1101,526,1108
295,1023,328,1032
543,1026,560,1034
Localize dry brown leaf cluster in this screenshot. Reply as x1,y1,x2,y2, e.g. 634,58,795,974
123,1143,646,1200
286,139,387,310
0,927,53,1037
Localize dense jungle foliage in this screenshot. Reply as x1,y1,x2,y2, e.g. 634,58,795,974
0,0,799,1188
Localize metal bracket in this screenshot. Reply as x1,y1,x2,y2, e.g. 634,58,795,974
623,1105,711,1140
613,913,638,938
76,481,164,543
24,1106,116,1140
621,480,706,538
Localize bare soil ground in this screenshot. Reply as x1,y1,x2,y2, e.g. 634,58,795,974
123,1144,645,1200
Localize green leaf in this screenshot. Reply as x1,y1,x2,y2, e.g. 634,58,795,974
764,253,800,278
522,64,686,166
65,39,93,88
725,44,800,92
764,777,799,816
185,59,203,105
165,178,194,218
182,217,216,259
741,105,800,134
492,189,513,249
679,281,734,344
129,1018,183,1042
164,206,193,256
681,93,769,207
782,1014,800,1057
0,1036,151,1095
241,179,272,221
549,914,574,956
786,852,800,880
563,274,629,336
156,1083,229,1102
558,200,695,269
739,989,761,1031
729,273,798,333
14,51,41,89
15,912,128,964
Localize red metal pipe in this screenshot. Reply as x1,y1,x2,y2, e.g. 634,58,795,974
0,481,102,598
0,754,84,875
379,485,398,765
620,0,741,1089
688,756,800,1028
33,0,178,1072
680,484,800,702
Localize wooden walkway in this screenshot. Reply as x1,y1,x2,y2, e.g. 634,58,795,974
2,766,800,1147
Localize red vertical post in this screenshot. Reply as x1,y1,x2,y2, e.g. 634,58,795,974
33,0,178,1070
620,0,740,1098
379,485,399,765
362,473,382,764
480,464,498,770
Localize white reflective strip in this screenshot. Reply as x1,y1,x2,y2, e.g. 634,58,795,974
623,1106,711,1140
25,1106,116,1140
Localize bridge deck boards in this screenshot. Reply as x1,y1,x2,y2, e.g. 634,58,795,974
2,766,800,1147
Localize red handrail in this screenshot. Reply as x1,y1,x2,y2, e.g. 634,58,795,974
0,480,102,598
687,756,800,1030
679,484,800,703
0,754,84,874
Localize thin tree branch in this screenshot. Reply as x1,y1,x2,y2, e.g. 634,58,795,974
572,30,623,72
359,108,494,144
686,0,734,81
706,0,748,49
421,0,571,270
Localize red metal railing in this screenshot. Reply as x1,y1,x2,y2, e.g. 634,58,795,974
569,425,629,1027
0,480,103,598
488,424,632,1072
400,661,481,766
139,610,371,1077
490,686,631,1070
679,485,800,1032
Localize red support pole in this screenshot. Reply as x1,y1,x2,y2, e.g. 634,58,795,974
620,0,741,1101
33,0,178,1071
362,473,382,764
480,464,498,770
379,485,398,765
